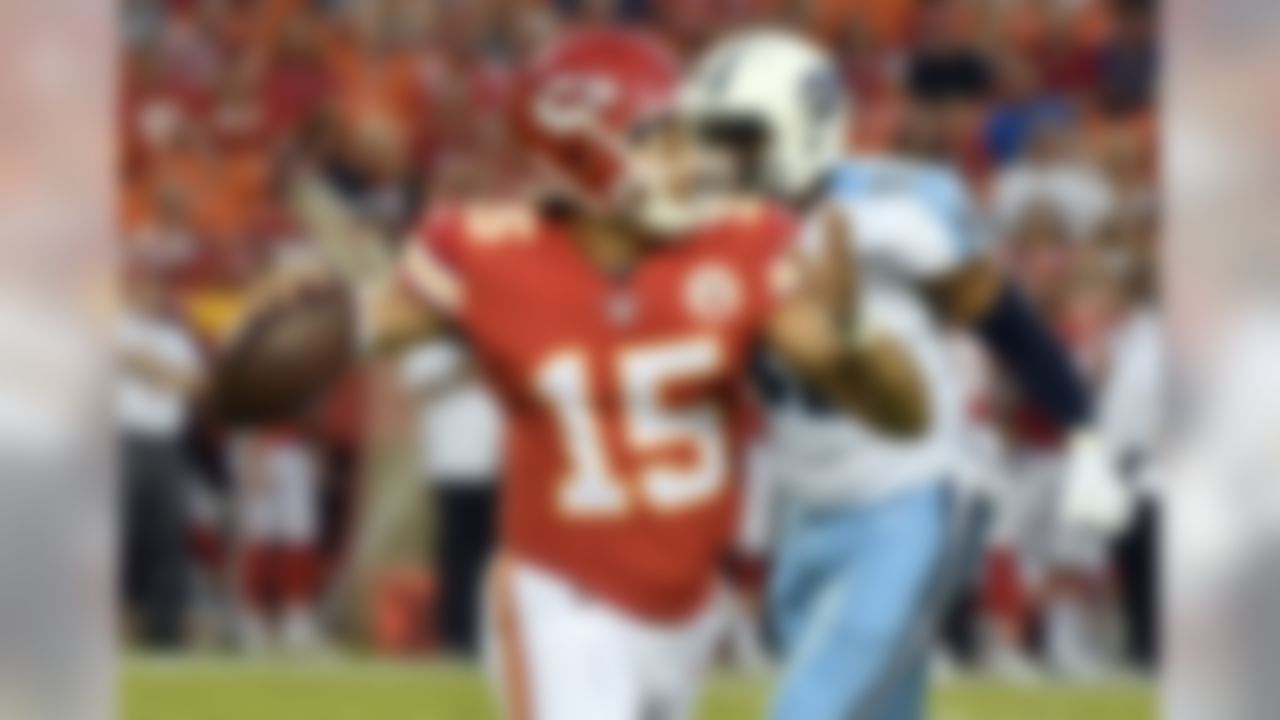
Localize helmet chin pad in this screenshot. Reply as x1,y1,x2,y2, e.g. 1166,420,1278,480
584,111,731,238
618,149,728,238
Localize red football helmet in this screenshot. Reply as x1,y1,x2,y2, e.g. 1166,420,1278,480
511,28,726,235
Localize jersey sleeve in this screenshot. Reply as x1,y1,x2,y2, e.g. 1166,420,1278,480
921,168,988,259
398,206,470,317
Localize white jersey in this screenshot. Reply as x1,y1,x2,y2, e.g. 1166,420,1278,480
759,157,986,507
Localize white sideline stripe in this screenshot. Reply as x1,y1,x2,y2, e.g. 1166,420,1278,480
123,656,1151,693
124,656,479,678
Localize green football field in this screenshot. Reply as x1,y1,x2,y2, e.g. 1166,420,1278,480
122,658,1155,719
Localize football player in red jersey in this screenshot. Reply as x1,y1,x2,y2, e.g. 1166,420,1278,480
253,28,926,720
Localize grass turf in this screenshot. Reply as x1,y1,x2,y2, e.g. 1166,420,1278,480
122,658,1154,720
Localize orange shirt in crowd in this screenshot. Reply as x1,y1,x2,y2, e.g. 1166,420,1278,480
808,0,916,45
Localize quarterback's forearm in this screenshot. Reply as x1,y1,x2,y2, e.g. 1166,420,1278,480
356,277,446,358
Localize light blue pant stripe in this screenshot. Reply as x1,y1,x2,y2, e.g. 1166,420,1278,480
769,484,966,720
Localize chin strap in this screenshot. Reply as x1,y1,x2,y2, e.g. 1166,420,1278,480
623,139,732,238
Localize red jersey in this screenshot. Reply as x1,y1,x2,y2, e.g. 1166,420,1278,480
402,201,796,620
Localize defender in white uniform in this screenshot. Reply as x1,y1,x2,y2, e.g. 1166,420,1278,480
758,158,985,720
760,158,974,508
682,31,1133,720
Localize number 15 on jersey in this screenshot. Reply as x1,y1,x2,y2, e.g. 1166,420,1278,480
535,336,730,518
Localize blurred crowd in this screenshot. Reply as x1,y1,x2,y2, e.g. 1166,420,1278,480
117,0,1159,678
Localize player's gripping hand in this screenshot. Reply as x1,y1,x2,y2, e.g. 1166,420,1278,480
811,203,862,339
1059,431,1136,537
211,253,446,426
766,204,928,436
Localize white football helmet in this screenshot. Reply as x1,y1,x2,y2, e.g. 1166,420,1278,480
681,30,850,199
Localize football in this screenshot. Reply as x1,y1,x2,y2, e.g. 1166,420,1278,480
210,280,356,426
